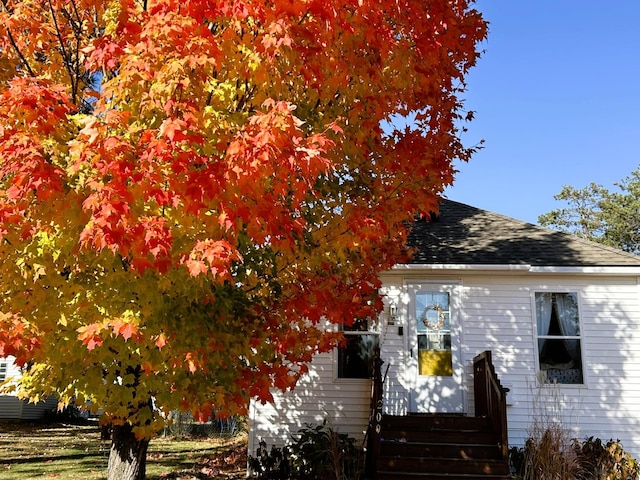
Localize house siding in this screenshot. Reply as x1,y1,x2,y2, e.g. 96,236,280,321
434,273,640,456
248,271,640,460
0,356,58,420
248,351,372,457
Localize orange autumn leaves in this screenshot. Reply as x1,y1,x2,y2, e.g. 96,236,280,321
0,0,487,435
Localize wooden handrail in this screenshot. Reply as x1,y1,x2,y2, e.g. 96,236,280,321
365,346,384,478
473,351,509,460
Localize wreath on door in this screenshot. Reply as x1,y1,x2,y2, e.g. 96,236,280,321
421,303,446,330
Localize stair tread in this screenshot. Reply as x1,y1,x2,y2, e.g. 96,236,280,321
375,413,508,479
381,440,499,445
377,472,509,476
379,455,505,460
377,473,510,480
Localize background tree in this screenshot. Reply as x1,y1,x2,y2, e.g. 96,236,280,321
538,168,640,254
0,1,487,478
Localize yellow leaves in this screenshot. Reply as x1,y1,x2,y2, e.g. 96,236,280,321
185,353,199,374
15,257,47,282
0,0,487,446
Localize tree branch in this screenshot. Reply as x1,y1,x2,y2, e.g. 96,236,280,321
6,29,35,76
48,0,79,103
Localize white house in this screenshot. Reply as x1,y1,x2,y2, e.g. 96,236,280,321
248,199,640,470
0,356,57,420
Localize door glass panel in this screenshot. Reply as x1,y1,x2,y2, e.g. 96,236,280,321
416,292,452,376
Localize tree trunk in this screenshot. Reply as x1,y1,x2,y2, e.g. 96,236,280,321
107,424,150,480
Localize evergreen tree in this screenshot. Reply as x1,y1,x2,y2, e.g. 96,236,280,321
539,169,640,254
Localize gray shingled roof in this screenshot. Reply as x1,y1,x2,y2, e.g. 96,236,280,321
407,199,640,267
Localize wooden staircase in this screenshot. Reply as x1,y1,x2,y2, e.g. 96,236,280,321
367,351,510,480
375,414,509,480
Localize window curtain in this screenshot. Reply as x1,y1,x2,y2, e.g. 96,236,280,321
554,293,581,362
536,293,553,338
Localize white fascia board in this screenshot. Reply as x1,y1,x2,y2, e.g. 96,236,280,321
528,266,640,275
389,264,531,273
388,264,640,276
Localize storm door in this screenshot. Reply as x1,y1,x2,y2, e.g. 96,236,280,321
407,285,464,413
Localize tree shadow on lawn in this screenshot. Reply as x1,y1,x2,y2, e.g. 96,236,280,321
0,422,247,479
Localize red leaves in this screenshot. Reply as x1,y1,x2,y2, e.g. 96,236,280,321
222,100,334,246
0,0,487,443
155,333,168,350
183,240,241,279
158,117,189,143
0,78,74,132
272,366,298,391
0,78,73,240
77,319,140,350
0,313,40,365
79,188,132,254
110,319,139,342
76,323,104,351
83,35,124,72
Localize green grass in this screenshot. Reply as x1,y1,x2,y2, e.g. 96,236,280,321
0,422,247,479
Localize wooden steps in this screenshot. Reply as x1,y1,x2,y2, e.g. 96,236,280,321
375,414,509,480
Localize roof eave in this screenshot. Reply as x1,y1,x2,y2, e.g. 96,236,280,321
388,264,640,276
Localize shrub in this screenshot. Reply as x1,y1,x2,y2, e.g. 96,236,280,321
249,421,364,480
520,426,579,480
43,403,89,424
574,437,640,480
510,435,640,480
289,421,363,480
248,440,292,480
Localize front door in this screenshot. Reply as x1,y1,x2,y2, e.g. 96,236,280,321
407,284,464,413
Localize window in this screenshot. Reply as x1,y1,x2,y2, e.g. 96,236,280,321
337,318,379,379
416,291,452,376
0,359,6,382
535,292,583,384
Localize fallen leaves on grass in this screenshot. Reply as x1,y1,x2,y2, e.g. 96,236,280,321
159,440,247,479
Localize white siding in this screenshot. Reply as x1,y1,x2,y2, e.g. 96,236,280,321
248,351,372,457
0,357,24,419
19,396,58,420
249,271,640,460
0,356,57,420
378,282,411,416
452,274,640,458
0,356,22,385
0,397,24,419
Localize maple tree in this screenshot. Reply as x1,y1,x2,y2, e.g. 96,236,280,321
0,0,487,478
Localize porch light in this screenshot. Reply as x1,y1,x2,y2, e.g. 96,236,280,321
388,302,398,325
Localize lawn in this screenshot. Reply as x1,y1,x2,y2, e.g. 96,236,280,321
0,421,247,479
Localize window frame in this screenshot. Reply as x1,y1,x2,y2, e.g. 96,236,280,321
533,290,586,386
334,317,380,382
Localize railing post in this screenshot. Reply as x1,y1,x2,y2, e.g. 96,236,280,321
474,351,490,417
473,350,509,461
366,346,384,479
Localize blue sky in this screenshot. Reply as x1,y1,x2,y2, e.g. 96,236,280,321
445,1,640,224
